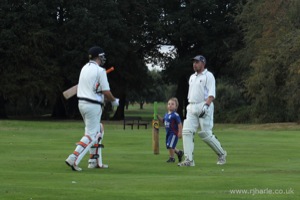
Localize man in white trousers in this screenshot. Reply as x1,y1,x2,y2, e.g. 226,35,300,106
65,46,119,171
178,55,227,167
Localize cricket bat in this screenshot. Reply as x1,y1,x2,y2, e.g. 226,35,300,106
63,66,114,99
152,101,159,154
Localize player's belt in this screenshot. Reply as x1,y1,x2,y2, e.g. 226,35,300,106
78,97,104,106
189,102,201,104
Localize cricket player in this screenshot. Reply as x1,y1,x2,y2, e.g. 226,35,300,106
178,55,227,167
65,46,119,171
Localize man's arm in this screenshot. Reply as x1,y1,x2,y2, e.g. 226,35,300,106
102,90,116,102
206,96,214,106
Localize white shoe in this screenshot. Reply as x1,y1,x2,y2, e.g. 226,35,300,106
88,159,98,168
88,159,109,169
217,151,227,165
177,158,195,167
99,164,109,169
65,155,82,171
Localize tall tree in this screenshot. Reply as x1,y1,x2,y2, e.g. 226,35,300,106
0,0,62,117
154,0,241,119
233,0,300,122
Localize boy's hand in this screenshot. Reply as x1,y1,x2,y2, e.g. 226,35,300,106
178,131,182,139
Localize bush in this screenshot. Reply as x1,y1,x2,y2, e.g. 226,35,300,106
214,80,249,123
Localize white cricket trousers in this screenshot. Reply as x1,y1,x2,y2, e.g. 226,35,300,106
186,102,214,133
182,102,214,161
78,101,102,137
73,101,102,166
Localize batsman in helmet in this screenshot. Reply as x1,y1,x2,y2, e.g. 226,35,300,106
65,46,119,171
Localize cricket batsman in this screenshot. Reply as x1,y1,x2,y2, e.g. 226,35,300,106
65,46,119,171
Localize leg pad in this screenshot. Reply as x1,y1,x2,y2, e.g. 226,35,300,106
198,131,225,155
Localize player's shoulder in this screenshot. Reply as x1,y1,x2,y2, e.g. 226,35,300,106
174,112,180,116
100,65,106,70
97,66,107,76
172,112,181,119
205,69,214,76
190,72,197,78
173,112,182,122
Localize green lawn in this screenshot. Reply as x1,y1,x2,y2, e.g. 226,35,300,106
123,101,167,120
0,106,299,199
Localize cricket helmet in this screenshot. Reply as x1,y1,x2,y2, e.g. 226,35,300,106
88,46,106,65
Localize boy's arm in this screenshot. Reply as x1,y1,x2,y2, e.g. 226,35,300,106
157,115,164,124
178,123,183,138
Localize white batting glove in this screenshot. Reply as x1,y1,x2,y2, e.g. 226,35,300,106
199,104,209,118
111,98,119,107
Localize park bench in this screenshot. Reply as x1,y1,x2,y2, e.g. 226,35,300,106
123,116,149,130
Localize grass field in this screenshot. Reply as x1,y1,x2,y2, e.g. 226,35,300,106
0,103,299,200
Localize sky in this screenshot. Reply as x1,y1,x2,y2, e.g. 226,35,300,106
147,45,176,71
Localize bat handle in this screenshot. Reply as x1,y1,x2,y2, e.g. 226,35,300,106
106,66,115,74
153,101,158,120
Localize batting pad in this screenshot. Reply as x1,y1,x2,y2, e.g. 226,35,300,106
89,123,105,167
198,131,225,156
182,119,195,161
89,134,104,167
74,135,96,166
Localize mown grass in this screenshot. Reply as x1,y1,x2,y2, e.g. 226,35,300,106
122,102,167,121
0,104,299,200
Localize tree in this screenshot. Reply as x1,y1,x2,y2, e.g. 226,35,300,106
233,0,300,122
0,0,157,119
0,0,62,118
154,0,242,119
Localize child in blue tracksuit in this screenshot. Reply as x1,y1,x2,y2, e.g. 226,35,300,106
158,97,184,163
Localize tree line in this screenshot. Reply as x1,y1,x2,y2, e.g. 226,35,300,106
0,0,299,123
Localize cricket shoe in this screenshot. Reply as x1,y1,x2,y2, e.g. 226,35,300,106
98,164,109,169
65,155,82,171
217,151,227,165
177,158,195,167
88,159,109,169
166,157,176,163
176,150,184,162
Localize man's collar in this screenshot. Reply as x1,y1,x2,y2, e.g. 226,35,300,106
89,60,99,66
195,68,207,76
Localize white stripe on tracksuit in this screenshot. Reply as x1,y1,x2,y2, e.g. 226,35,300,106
169,134,176,148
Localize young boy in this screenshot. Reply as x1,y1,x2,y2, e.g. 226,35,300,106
158,97,184,163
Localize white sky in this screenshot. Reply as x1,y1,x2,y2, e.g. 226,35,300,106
147,45,176,71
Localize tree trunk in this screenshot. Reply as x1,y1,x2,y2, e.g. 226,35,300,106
175,75,189,121
0,96,7,119
139,100,144,109
112,93,126,120
51,94,67,119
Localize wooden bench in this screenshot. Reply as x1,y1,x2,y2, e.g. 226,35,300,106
123,116,149,130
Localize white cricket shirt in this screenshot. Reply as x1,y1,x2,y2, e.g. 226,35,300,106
77,61,110,103
187,69,216,103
